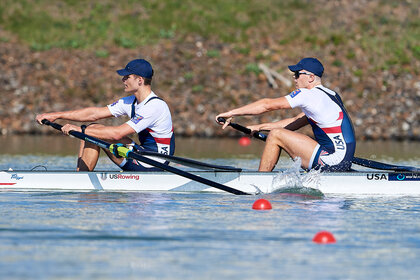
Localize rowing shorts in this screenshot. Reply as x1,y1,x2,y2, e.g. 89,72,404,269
310,144,353,172
116,142,168,171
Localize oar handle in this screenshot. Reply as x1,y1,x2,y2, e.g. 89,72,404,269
41,119,111,150
217,117,267,141
41,119,62,130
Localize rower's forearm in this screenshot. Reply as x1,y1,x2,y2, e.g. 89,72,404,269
85,126,124,141
255,115,308,132
283,114,308,130
255,119,292,131
257,121,285,131
230,99,271,117
54,107,104,122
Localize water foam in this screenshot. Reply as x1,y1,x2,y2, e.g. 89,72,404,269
269,158,324,197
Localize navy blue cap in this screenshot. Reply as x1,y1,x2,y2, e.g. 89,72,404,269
288,57,324,77
116,59,154,79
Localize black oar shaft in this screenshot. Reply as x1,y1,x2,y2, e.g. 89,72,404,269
42,119,111,149
351,157,419,172
127,151,246,194
217,117,419,172
138,150,242,172
44,120,239,171
42,119,248,195
218,118,267,141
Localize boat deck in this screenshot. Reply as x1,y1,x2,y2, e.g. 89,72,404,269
1,170,419,195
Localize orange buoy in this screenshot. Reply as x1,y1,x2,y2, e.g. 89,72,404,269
239,136,251,146
252,199,272,210
312,231,336,244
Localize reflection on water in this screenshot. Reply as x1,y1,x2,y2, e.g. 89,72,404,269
1,190,420,279
0,135,419,160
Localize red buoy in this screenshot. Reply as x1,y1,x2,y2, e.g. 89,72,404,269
312,231,336,244
239,136,251,146
252,199,272,210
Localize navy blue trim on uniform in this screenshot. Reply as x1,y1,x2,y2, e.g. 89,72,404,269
131,96,163,118
144,96,163,105
310,87,356,171
126,95,173,171
131,97,137,118
316,87,356,145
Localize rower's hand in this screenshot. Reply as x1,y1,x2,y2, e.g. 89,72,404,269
246,125,260,137
215,114,232,130
61,124,80,135
35,113,57,125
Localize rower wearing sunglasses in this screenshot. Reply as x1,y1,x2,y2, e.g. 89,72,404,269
216,57,356,172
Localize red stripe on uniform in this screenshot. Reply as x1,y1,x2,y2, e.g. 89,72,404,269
0,183,16,185
322,126,342,134
154,137,172,145
337,112,343,120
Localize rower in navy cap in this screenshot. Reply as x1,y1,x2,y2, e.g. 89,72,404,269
36,58,175,171
216,57,356,172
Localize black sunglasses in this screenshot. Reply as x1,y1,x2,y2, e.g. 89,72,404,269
294,71,312,79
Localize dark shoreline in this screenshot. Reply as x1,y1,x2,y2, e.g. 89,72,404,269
0,41,419,140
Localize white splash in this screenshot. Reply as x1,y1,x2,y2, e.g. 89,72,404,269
267,157,322,194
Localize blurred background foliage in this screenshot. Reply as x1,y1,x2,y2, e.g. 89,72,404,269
0,0,419,138
0,0,418,72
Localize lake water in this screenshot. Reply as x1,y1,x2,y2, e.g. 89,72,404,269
1,136,420,279
0,136,419,170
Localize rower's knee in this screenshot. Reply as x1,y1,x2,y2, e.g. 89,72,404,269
267,128,286,144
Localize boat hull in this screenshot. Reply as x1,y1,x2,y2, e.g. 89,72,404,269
1,170,419,195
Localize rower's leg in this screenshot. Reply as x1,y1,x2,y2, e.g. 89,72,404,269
258,136,282,171
77,141,100,171
103,148,127,166
78,141,133,171
259,128,318,171
76,122,138,170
